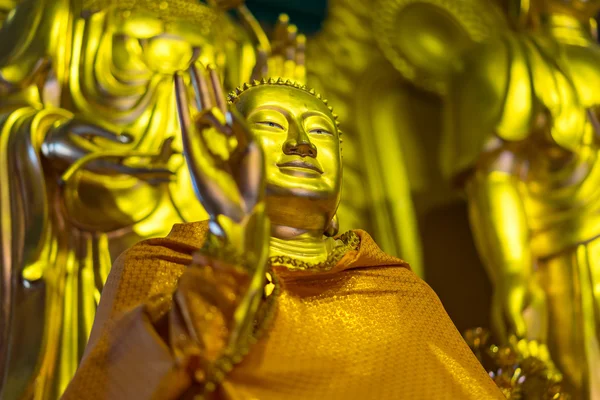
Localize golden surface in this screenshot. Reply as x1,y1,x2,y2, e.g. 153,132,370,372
0,1,259,398
63,220,504,399
444,1,600,398
373,0,506,95
306,0,505,277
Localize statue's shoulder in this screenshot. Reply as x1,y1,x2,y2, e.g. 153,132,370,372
164,220,211,247
347,229,410,270
126,220,210,258
454,32,516,102
442,32,532,182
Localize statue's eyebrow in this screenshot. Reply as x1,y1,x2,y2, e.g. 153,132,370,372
246,105,290,118
301,110,333,121
302,111,336,130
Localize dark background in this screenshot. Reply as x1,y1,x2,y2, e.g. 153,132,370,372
245,0,327,34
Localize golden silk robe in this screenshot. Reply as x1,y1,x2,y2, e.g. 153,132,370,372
63,221,503,399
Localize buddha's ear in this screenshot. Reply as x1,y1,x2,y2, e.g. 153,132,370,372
324,214,339,237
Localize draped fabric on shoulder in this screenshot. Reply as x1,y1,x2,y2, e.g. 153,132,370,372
64,221,504,400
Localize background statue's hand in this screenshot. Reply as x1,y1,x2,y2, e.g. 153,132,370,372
251,14,306,83
43,115,132,169
175,63,265,227
492,277,548,344
43,115,175,184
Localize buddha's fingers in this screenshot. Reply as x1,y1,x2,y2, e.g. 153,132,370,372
111,165,175,183
250,46,268,81
67,118,132,144
236,141,264,212
154,137,177,164
269,55,284,80
285,24,297,59
295,34,306,67
174,73,195,140
175,73,221,169
190,63,213,111
208,65,228,114
294,64,306,84
228,109,252,150
283,60,296,82
194,110,232,171
274,14,290,47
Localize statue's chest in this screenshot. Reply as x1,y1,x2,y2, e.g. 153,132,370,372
499,37,600,152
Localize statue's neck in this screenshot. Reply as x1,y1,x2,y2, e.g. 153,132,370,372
269,224,338,264
539,13,594,44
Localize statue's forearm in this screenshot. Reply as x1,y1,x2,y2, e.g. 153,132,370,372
465,169,533,286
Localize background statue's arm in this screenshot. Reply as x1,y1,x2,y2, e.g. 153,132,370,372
464,156,546,343
443,35,546,343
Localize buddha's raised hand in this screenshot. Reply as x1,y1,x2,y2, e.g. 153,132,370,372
174,64,269,356
174,63,267,244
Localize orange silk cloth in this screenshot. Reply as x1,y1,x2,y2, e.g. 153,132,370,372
63,221,503,399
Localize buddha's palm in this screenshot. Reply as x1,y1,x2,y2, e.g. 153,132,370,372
174,64,269,350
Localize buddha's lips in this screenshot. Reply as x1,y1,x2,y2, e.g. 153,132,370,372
277,160,323,174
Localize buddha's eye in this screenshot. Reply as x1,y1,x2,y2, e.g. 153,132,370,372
309,128,331,135
257,121,285,130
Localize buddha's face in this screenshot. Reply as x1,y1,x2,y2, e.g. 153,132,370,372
235,85,342,231
108,6,222,75
536,0,600,18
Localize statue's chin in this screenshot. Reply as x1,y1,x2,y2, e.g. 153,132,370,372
265,188,339,234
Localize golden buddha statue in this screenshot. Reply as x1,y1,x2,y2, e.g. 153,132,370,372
62,64,505,399
305,0,507,279
0,1,306,398
443,0,600,398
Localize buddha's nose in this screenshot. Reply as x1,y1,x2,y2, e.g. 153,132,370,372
283,137,318,158
282,128,317,158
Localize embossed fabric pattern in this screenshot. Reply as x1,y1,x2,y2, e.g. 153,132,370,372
64,221,504,399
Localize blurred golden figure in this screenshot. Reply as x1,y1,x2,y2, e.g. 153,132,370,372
443,0,600,397
306,0,507,278
0,0,309,397
63,64,504,400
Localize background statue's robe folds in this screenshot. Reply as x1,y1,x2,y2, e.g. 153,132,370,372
64,221,503,399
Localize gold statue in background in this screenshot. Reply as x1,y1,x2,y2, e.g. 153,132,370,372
0,0,306,398
306,0,506,277
443,0,600,398
62,63,504,399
